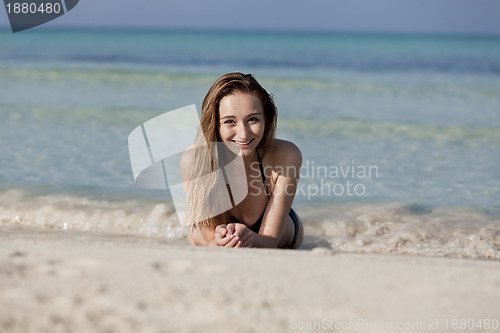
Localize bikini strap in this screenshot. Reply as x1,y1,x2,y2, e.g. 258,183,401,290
256,149,270,198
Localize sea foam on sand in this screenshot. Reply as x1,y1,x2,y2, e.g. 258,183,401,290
2,190,499,259
1,228,499,333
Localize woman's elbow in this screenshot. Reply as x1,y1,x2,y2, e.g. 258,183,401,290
188,226,204,246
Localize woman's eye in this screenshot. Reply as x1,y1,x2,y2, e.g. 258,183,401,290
223,119,235,124
248,117,259,122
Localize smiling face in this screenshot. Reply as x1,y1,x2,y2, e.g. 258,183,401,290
218,92,265,156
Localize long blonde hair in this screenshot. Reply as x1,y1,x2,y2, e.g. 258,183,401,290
186,73,278,229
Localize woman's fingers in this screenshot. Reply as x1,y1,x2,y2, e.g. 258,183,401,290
215,224,228,237
233,231,252,248
214,235,231,246
214,225,233,246
214,224,253,248
233,224,247,237
225,234,240,247
231,224,253,248
226,223,236,235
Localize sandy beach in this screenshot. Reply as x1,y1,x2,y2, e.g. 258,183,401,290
1,227,499,333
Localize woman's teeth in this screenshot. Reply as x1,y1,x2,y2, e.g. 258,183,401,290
233,139,253,145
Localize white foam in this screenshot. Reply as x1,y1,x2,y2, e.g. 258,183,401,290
2,190,499,258
0,190,185,240
300,202,500,259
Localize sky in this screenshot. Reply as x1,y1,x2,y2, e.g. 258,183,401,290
1,0,500,35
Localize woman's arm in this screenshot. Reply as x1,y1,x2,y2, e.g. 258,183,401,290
188,225,213,246
252,140,302,248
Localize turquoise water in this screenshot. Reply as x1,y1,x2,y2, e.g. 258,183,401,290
1,29,499,256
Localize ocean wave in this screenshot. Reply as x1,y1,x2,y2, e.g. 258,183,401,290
300,202,500,259
1,190,499,259
0,190,184,240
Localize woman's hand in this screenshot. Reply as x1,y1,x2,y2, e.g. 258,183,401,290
227,223,254,248
214,223,254,248
214,224,239,247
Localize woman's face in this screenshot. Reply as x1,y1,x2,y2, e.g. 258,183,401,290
218,92,265,156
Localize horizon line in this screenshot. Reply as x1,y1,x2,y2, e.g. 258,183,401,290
1,24,500,38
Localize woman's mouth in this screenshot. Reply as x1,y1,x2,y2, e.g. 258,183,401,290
232,138,254,147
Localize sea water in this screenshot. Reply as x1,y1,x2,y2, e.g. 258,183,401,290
1,28,499,258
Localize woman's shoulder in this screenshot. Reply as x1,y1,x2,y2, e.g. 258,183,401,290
264,139,302,168
180,144,195,165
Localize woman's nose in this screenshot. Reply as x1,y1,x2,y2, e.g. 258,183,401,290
235,122,250,139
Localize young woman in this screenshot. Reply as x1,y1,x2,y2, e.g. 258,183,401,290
181,73,303,248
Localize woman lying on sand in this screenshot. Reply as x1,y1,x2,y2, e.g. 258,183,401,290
181,73,303,248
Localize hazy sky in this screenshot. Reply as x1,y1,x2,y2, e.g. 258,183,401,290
2,0,500,35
